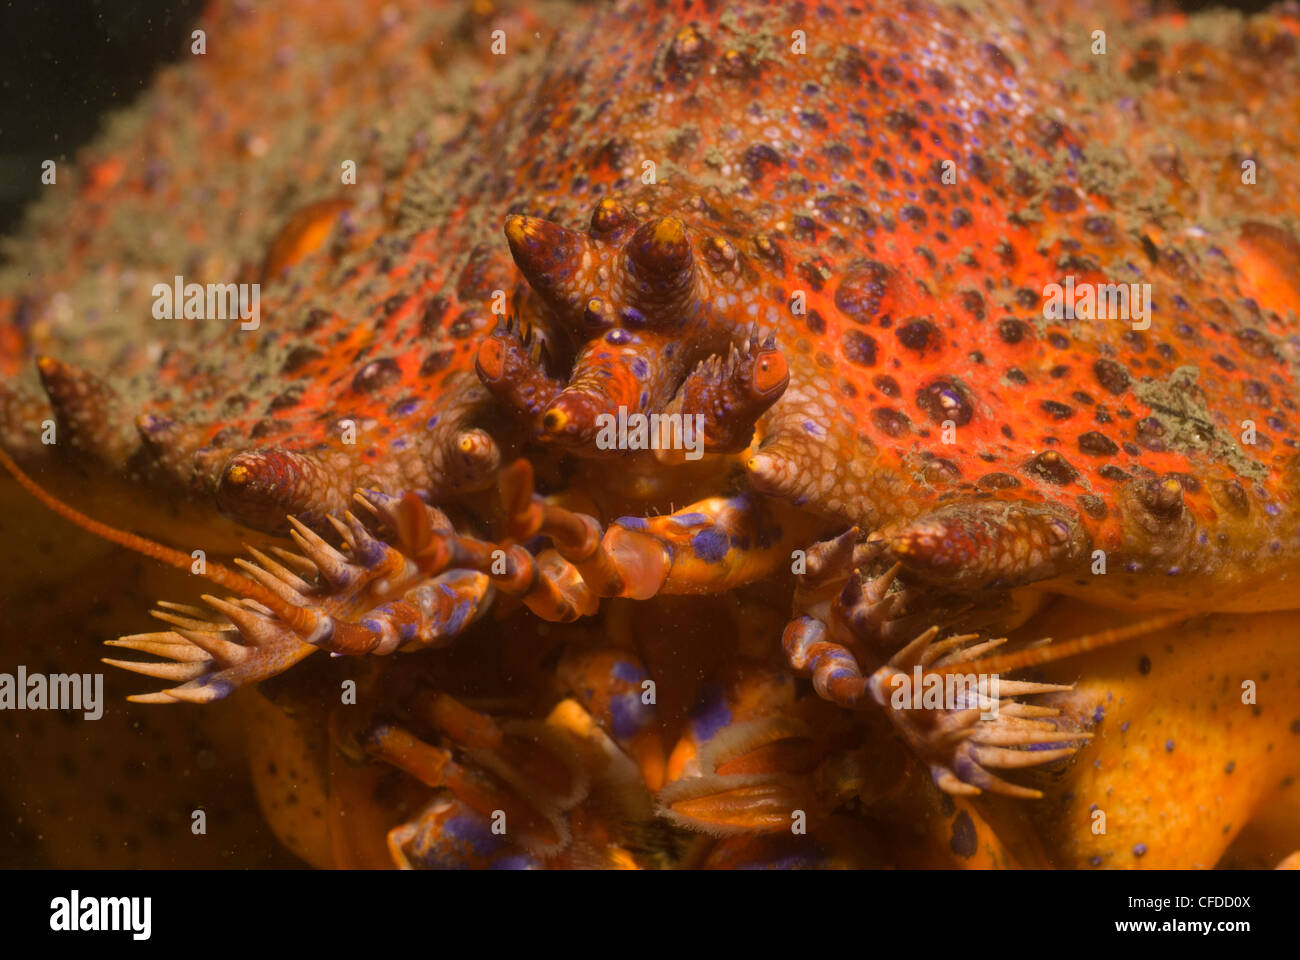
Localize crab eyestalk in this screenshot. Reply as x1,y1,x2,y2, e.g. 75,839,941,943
476,315,565,420
655,329,789,463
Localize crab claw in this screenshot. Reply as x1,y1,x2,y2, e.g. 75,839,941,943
105,593,317,704
864,628,1090,799
103,491,498,700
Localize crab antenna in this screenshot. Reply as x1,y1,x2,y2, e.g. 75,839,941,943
0,446,317,634
925,609,1195,677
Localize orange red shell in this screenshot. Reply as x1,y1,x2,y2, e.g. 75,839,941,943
3,0,1298,610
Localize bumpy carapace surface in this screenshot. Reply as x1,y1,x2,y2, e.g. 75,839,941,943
1,0,1299,868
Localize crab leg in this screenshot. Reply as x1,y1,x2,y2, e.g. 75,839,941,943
504,459,814,606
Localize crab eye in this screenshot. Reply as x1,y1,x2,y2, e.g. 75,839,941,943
751,350,789,396
476,336,506,382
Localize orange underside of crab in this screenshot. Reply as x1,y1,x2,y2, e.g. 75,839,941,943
2,0,1300,869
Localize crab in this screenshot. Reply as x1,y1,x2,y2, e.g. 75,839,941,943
2,0,1300,868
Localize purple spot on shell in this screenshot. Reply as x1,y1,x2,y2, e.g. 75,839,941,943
631,358,649,378
426,415,440,429
1121,721,1130,732
801,419,826,438
1165,739,1175,752
1133,843,1147,857
690,528,729,562
606,328,631,345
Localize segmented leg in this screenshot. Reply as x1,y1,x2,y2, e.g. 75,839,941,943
782,530,1101,798
482,457,815,606
104,491,496,701
362,694,652,867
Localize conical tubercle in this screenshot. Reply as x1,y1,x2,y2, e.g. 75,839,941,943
503,215,593,323
36,355,139,467
0,444,319,637
875,499,1088,591
216,447,345,532
620,216,699,325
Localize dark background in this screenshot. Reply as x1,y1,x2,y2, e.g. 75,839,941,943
0,0,1280,236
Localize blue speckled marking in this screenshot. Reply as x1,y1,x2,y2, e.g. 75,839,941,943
738,851,820,870
611,659,645,684
609,692,650,739
197,677,234,699
438,584,473,635
442,813,500,857
614,516,649,532
691,684,732,742
491,853,541,870
352,537,387,568
691,528,729,563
